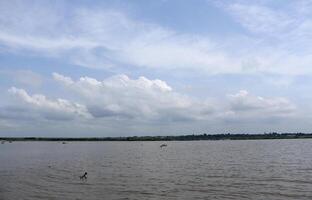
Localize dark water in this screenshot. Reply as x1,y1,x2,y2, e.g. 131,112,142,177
1,140,312,200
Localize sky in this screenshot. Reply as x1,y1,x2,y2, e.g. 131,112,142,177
1,0,312,137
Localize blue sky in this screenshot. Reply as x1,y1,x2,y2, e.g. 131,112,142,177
1,0,312,137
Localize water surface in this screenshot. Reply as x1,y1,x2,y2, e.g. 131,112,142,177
1,140,312,199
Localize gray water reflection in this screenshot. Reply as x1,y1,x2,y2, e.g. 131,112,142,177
1,140,312,199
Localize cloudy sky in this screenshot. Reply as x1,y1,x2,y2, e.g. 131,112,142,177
1,0,312,137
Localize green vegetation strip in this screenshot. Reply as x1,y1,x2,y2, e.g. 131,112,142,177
1,133,312,141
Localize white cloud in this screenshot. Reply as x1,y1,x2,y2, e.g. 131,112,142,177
52,72,74,85
215,0,312,75
226,90,296,119
53,73,215,122
8,87,91,120
0,73,298,135
0,2,240,73
3,0,312,75
227,3,294,35
52,73,298,123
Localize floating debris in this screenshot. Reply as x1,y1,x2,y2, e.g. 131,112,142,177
80,172,88,179
160,144,167,148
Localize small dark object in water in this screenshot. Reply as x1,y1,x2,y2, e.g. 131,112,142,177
1,141,5,144
80,172,87,179
160,144,167,148
62,142,66,144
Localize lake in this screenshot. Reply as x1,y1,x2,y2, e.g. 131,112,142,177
1,140,312,199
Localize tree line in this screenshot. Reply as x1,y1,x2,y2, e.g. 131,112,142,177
1,132,312,141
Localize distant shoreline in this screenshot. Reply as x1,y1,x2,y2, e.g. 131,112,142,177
1,133,312,141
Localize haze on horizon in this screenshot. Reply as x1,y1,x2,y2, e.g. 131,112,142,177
0,0,311,137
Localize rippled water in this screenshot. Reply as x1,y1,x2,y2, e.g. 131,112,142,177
1,140,312,199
